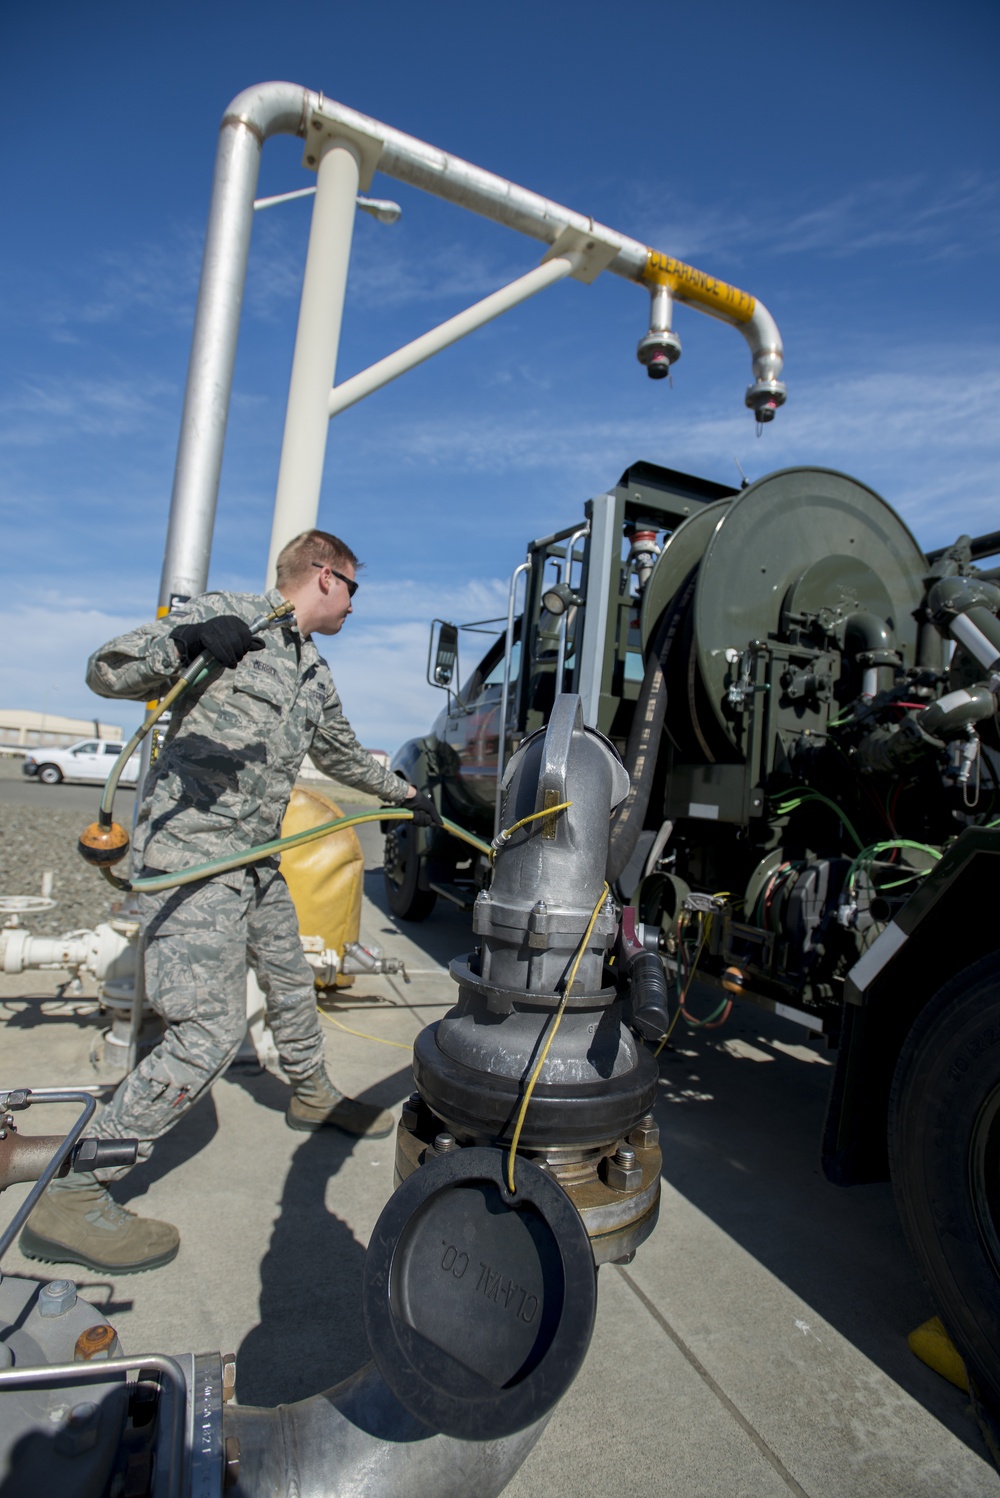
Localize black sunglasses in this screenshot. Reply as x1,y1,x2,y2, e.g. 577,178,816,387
312,561,358,598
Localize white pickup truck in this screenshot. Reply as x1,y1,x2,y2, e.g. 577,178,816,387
22,739,141,786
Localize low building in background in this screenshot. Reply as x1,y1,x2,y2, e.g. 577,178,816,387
0,710,124,756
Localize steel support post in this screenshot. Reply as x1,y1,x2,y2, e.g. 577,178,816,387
159,121,266,607
267,139,362,586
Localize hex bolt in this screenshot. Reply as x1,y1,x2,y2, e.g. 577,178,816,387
74,1324,118,1362
603,1143,642,1192
400,1092,422,1131
222,1354,237,1403
39,1279,77,1317
433,1132,458,1154
627,1114,660,1149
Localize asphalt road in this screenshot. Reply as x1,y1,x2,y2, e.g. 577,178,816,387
0,754,137,817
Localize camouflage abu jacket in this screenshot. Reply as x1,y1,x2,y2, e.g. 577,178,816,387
86,588,409,878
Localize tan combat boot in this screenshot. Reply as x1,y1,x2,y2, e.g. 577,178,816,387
286,1068,394,1138
20,1176,180,1274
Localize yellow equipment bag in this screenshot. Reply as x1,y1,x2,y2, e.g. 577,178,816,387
280,786,364,988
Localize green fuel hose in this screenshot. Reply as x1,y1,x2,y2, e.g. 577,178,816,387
77,597,491,892
98,808,490,895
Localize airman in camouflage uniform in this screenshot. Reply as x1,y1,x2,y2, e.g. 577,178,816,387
21,531,433,1275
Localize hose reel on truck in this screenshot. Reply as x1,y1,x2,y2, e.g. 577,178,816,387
629,467,1000,1434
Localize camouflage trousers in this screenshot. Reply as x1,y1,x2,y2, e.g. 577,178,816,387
88,863,323,1168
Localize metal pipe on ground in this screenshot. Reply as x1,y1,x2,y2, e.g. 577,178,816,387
225,1362,547,1498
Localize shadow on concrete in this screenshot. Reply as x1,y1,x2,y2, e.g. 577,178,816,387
233,1065,413,1406
651,991,987,1456
361,866,474,970
0,996,106,1031
116,1093,221,1203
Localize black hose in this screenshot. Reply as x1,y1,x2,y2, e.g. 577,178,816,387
606,570,696,887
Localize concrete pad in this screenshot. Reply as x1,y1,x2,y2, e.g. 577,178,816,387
1,839,998,1494
505,1265,793,1498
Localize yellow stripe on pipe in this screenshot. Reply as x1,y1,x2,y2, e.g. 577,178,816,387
148,607,171,707
642,250,756,324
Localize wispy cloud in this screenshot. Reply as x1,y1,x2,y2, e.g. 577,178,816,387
357,575,509,626
636,170,1000,267
26,227,204,340
332,340,1000,543
0,583,513,754
0,374,177,446
346,237,535,312
0,604,147,733
319,620,455,749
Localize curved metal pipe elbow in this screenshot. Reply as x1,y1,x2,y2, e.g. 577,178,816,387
739,299,786,421
927,574,1000,621
920,685,998,739
225,1360,548,1498
741,299,784,385
926,575,1000,672
222,80,314,141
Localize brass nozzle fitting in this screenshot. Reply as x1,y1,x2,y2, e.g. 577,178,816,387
78,821,131,866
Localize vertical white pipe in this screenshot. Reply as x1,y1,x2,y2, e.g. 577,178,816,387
267,139,362,586
160,120,266,607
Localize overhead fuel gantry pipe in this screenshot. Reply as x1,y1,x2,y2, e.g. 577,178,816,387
161,80,787,609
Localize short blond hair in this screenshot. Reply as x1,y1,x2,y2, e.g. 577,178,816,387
275,529,360,588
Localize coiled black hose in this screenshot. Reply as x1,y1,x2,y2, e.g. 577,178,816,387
605,570,696,887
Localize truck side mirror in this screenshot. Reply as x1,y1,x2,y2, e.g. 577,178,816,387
427,620,460,699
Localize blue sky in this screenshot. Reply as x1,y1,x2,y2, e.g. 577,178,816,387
2,1,998,752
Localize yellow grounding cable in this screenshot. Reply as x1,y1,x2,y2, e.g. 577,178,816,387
317,1011,414,1052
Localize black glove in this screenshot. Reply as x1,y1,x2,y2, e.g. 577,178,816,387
407,790,443,828
171,615,265,669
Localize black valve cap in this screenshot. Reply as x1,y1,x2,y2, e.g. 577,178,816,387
72,1138,139,1171
363,1146,596,1441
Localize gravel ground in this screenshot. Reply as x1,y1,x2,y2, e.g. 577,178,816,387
0,773,385,937
0,803,124,935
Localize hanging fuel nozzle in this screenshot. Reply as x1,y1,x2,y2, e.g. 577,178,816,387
636,283,682,380
744,377,787,424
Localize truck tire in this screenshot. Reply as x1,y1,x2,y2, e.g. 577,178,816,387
37,764,63,785
889,952,1000,1425
383,824,436,922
